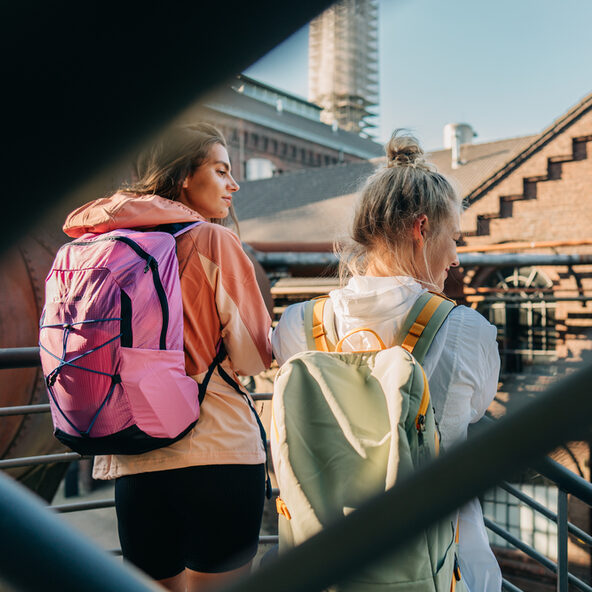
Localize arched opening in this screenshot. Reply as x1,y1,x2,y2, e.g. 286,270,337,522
476,266,558,374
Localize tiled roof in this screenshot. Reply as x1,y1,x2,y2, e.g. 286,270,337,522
200,85,385,160
426,135,538,197
235,136,535,244
234,160,377,222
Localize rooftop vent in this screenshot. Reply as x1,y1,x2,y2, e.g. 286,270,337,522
443,123,477,169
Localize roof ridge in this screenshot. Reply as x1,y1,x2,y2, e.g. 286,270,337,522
427,134,538,157
466,90,592,205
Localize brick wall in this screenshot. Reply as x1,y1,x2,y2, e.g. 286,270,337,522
461,107,592,588
180,106,368,182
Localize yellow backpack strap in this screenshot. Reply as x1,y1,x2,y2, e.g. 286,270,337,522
399,292,456,364
304,297,334,352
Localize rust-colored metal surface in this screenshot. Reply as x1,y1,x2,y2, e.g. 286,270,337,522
0,226,71,497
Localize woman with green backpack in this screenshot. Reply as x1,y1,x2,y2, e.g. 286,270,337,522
271,131,501,591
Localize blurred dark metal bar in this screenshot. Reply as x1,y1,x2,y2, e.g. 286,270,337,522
217,361,592,592
475,416,592,507
0,470,160,591
1,0,335,254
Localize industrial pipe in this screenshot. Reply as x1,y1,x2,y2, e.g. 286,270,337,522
253,251,592,269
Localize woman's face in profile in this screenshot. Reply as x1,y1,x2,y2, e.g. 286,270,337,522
423,211,461,292
179,143,240,219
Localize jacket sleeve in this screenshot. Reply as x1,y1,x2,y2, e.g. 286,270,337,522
213,227,272,375
423,306,500,451
181,224,272,377
271,301,308,366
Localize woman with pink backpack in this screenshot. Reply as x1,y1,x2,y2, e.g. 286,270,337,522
59,124,272,591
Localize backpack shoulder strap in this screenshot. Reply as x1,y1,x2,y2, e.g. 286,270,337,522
156,221,203,237
304,297,338,352
398,292,456,364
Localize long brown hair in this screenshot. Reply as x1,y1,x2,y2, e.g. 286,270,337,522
124,123,239,229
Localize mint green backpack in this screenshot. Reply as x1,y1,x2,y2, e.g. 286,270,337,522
271,292,467,592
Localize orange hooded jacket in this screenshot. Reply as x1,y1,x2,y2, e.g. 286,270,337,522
63,193,272,478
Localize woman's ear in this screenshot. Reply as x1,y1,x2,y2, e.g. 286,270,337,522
412,215,429,248
181,175,190,189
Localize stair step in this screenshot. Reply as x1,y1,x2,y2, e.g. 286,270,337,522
548,155,573,164
501,194,528,203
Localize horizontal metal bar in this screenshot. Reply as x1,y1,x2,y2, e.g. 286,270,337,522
0,347,40,369
0,404,51,417
484,517,556,572
501,578,524,592
52,499,115,513
253,251,592,269
459,253,592,267
468,296,592,304
51,489,280,514
0,396,269,417
0,453,82,469
500,482,592,547
484,519,592,592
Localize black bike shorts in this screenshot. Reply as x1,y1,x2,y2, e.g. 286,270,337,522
114,463,265,580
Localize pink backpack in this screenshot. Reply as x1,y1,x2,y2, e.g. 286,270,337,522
39,222,214,455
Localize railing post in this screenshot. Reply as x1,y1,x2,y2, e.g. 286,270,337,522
557,488,568,592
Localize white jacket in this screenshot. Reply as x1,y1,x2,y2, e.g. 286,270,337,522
272,275,502,592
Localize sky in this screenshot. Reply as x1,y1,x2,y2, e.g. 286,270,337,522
244,0,592,151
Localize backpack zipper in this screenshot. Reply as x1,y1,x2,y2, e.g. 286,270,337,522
69,235,170,350
415,367,430,436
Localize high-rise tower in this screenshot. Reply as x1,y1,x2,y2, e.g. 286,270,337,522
308,0,379,137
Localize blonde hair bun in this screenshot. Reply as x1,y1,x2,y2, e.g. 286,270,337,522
386,130,433,171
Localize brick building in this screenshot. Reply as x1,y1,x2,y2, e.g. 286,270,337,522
178,74,383,182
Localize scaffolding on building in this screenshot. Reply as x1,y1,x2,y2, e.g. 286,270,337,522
308,0,379,138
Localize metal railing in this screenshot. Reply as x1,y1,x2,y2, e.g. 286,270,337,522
2,347,592,592
0,347,279,546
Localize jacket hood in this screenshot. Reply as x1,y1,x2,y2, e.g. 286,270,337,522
330,276,424,322
63,192,203,238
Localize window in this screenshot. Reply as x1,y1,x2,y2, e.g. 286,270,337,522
245,158,276,180
477,266,557,373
